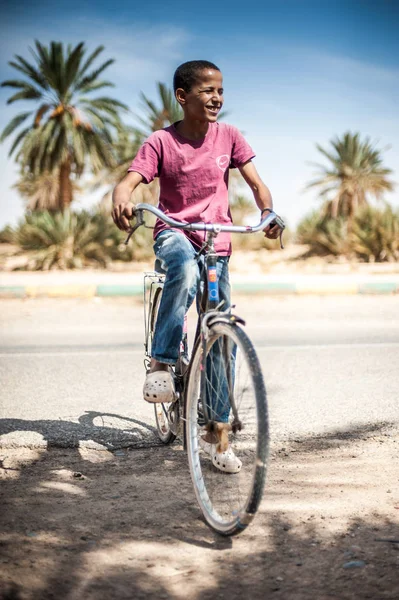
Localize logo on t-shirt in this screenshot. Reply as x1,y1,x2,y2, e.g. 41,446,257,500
216,155,230,171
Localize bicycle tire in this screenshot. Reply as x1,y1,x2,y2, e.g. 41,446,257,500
185,321,269,535
149,286,177,445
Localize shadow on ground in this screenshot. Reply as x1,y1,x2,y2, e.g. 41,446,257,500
0,413,395,451
0,421,398,600
0,411,160,450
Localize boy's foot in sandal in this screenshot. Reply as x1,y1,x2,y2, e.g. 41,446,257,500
199,437,242,474
211,446,242,473
143,370,175,403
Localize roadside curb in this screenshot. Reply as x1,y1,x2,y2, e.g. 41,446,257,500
1,281,398,298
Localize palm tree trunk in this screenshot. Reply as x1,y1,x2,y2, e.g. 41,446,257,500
58,160,73,211
347,192,357,234
351,190,359,216
331,193,340,219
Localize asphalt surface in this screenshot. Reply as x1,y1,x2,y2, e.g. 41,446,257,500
0,295,398,449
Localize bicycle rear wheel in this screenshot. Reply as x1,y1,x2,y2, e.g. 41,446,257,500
149,286,177,445
185,321,269,535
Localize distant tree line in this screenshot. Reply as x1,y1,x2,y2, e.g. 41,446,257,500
0,41,397,267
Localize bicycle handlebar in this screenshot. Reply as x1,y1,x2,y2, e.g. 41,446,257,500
125,203,286,247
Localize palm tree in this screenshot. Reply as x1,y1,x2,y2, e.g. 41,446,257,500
1,40,128,210
135,82,183,137
306,132,394,221
13,167,81,211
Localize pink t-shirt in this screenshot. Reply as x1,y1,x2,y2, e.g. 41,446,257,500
128,122,255,255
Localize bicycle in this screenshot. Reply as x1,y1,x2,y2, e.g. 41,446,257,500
126,203,285,536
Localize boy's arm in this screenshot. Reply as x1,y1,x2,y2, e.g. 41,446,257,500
112,171,143,232
238,160,282,239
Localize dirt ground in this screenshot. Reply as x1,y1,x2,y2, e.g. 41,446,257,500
1,424,398,600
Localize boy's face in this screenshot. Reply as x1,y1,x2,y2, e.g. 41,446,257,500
177,69,224,123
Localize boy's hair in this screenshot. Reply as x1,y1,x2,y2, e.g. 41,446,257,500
173,60,220,93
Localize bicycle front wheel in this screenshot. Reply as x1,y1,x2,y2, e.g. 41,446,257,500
185,322,269,535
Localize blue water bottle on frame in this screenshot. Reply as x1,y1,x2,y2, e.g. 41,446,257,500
207,254,219,308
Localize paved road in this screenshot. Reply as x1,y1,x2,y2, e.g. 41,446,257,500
0,296,398,449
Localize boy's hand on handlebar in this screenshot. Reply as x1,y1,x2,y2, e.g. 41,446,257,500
112,201,136,232
264,217,283,240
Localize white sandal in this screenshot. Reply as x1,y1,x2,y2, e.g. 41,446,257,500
211,446,242,474
199,437,242,474
143,371,175,403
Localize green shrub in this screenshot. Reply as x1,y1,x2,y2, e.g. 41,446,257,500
5,208,154,270
351,205,399,262
0,225,15,244
296,205,399,261
296,210,351,256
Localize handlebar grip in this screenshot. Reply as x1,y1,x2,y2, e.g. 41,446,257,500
269,216,285,230
123,208,145,245
266,215,285,249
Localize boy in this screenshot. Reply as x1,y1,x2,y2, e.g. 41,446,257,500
112,60,282,471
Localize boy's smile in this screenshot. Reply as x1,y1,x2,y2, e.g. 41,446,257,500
206,105,220,117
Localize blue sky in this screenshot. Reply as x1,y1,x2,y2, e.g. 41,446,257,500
0,0,398,228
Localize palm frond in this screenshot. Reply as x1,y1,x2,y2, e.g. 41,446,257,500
78,80,114,94
82,95,128,109
75,60,115,91
8,56,47,90
139,92,159,118
6,88,42,104
8,126,32,156
135,82,183,136
50,42,65,93
76,45,105,81
0,112,32,142
64,42,85,93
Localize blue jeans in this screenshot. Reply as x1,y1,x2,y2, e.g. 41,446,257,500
152,230,232,421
